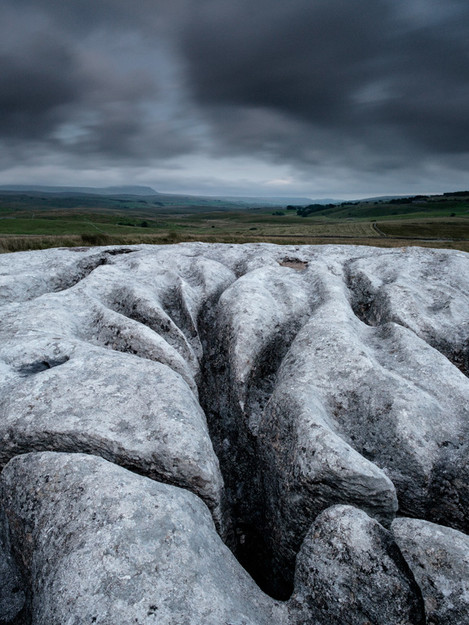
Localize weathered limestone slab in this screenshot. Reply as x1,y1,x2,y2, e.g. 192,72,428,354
0,452,286,625
290,505,425,625
0,243,468,623
393,517,469,625
346,247,469,373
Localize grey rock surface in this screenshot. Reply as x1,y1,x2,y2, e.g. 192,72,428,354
0,246,236,531
0,242,468,623
0,452,286,625
0,452,431,625
0,247,116,304
290,505,425,625
346,247,469,374
0,346,224,526
0,506,25,624
258,281,469,584
196,246,468,592
392,517,469,625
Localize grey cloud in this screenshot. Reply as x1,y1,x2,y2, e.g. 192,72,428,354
177,0,469,166
1,0,469,191
0,38,81,138
0,1,194,163
181,0,390,120
4,0,186,38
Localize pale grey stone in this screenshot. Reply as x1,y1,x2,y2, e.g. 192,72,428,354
0,243,469,623
0,346,224,527
289,505,425,625
0,246,237,531
346,247,469,374
392,517,469,625
0,452,286,625
255,254,469,589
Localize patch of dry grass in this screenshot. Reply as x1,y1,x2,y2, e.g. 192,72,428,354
1,228,469,254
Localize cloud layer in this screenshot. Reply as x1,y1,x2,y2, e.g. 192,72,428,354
1,0,468,196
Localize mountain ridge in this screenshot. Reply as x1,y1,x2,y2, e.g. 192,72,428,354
0,184,159,196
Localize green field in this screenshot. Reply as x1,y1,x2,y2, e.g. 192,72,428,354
376,218,469,240
1,190,469,253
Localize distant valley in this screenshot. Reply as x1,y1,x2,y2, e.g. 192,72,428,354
0,186,468,253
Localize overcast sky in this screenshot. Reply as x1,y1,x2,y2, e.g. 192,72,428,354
1,0,468,198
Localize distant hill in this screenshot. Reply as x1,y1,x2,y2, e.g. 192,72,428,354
217,195,316,206
0,185,159,196
0,186,321,206
354,194,419,202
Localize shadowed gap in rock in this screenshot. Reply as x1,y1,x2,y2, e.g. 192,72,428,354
197,300,306,600
17,357,70,377
345,264,469,377
53,249,136,294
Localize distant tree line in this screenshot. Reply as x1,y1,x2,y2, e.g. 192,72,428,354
388,195,429,205
287,203,336,217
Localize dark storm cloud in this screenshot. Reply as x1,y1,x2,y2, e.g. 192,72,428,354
1,0,469,191
0,0,191,163
0,38,79,138
181,0,390,121
179,0,469,165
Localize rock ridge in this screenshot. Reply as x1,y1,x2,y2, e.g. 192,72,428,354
0,243,468,624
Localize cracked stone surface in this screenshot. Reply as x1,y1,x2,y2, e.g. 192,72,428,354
0,452,287,625
290,505,425,625
0,505,25,624
0,243,468,624
392,517,469,625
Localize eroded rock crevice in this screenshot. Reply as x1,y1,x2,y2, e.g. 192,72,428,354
345,263,392,327
196,287,317,599
345,256,469,377
52,249,136,294
1,244,469,624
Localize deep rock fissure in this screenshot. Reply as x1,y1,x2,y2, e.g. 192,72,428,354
197,297,304,600
195,259,467,600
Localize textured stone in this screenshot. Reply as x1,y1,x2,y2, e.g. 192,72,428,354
254,255,469,589
290,505,425,625
0,246,237,531
0,243,468,622
392,517,469,625
0,507,25,624
0,247,115,304
0,346,224,526
346,247,469,376
0,452,286,625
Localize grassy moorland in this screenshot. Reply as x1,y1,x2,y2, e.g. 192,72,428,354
0,190,468,253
